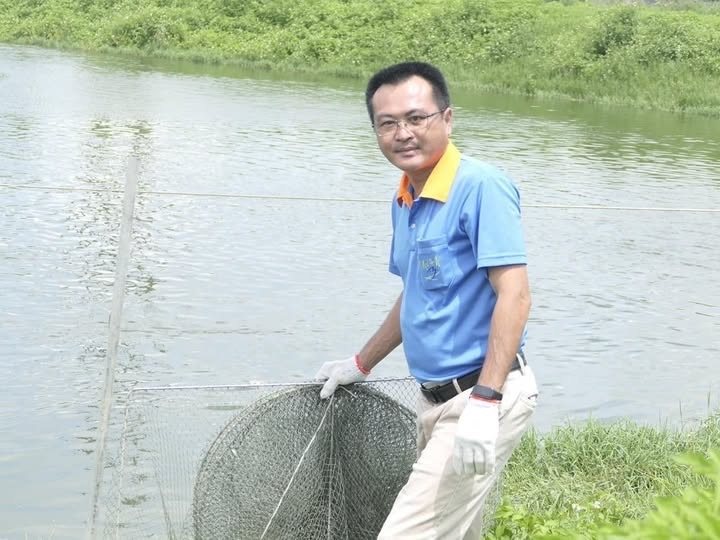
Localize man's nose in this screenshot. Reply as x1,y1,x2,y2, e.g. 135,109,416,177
394,122,413,140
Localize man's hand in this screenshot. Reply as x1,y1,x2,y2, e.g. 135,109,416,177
452,397,500,475
314,355,369,399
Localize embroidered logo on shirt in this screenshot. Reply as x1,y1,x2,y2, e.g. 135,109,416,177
420,255,441,281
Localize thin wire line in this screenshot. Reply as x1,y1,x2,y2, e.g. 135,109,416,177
326,400,335,540
132,377,415,393
2,183,719,212
259,396,334,540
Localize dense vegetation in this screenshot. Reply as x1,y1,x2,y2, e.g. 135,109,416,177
1,0,719,115
489,412,720,538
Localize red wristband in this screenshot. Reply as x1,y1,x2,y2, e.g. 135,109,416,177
354,354,370,375
469,394,501,404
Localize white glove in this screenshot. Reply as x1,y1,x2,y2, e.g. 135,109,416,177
452,397,500,476
314,355,369,399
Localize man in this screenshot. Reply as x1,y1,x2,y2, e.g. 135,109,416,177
314,61,539,539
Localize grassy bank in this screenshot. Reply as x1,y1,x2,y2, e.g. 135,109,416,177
489,411,720,538
1,0,719,116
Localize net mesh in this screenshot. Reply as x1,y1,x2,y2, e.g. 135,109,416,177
100,378,421,539
194,385,416,539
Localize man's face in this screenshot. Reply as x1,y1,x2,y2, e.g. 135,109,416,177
371,75,452,176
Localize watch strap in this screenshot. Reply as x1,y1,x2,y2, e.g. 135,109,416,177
470,384,503,402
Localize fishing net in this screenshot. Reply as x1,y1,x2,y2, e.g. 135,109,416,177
100,378,504,539
193,384,416,539
100,378,420,539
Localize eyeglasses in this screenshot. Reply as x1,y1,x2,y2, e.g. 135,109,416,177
373,108,447,137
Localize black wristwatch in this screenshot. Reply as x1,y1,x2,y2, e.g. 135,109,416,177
470,384,503,401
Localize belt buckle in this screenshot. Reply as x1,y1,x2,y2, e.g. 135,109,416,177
429,385,443,404
420,383,442,404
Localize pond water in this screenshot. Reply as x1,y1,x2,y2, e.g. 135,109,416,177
1,44,718,538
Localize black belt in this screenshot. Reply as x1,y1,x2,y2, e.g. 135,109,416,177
420,351,527,405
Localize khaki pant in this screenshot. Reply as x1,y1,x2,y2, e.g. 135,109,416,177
378,366,538,540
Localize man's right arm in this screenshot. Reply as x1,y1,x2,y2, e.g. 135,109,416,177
357,292,403,372
315,292,403,398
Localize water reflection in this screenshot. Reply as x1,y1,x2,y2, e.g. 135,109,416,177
452,88,720,162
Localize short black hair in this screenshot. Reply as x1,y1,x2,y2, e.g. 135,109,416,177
365,61,450,122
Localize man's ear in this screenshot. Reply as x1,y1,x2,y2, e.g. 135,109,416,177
445,107,453,137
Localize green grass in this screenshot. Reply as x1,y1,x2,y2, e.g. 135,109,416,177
0,0,719,116
488,411,720,538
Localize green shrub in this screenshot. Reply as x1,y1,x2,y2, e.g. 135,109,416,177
590,6,639,57
600,449,720,539
103,8,188,49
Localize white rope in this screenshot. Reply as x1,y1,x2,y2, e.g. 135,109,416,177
326,399,335,540
259,395,335,540
1,183,719,212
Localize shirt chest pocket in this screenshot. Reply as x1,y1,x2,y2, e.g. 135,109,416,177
416,235,453,290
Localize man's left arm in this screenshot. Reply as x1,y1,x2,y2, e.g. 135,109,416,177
477,264,531,392
453,263,530,476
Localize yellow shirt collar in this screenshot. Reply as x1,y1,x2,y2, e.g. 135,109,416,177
396,142,461,208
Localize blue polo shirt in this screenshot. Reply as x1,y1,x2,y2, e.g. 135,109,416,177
389,142,527,382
